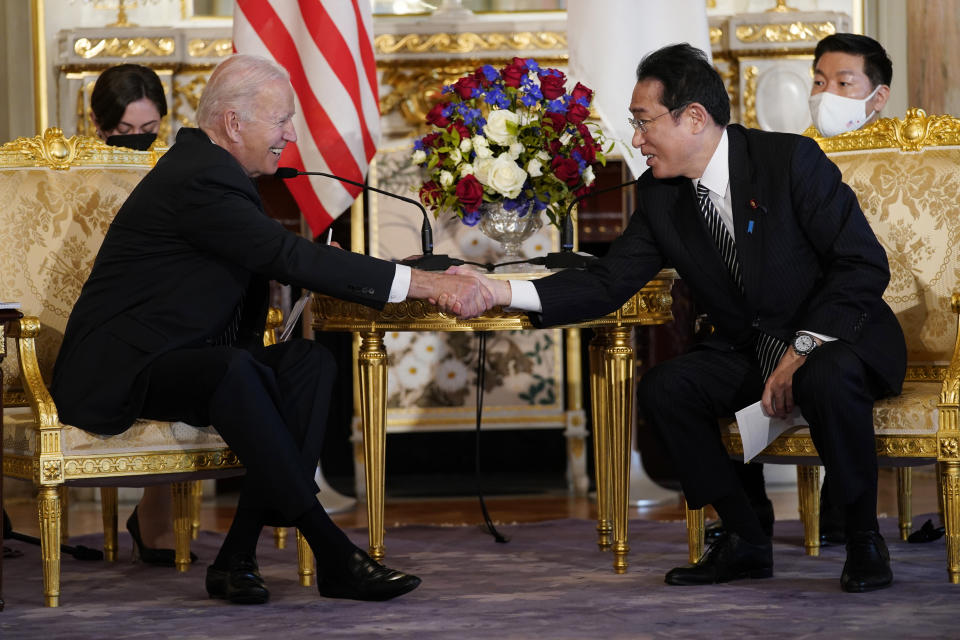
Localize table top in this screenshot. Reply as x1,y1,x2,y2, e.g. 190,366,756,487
311,270,677,333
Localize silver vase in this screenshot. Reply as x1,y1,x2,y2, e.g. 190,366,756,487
477,201,542,265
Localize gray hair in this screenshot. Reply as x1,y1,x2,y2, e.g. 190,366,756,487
196,54,290,129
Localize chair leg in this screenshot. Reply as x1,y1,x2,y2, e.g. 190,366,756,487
100,487,118,562
190,480,203,540
38,485,62,607
296,530,315,586
940,460,960,583
60,485,69,544
937,461,946,524
684,500,704,564
897,467,912,541
796,465,820,557
274,526,288,550
170,482,193,573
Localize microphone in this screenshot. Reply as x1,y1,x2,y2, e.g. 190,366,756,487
274,167,463,271
534,177,639,270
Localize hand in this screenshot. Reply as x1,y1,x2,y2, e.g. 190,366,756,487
407,268,496,319
761,349,806,418
445,265,512,308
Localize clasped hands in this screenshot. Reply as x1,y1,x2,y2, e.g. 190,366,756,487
408,266,509,319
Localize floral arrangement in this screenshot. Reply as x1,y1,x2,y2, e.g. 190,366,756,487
411,57,606,228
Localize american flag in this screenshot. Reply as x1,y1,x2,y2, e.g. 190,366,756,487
233,0,380,236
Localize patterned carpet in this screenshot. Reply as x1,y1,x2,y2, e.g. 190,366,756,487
1,517,956,639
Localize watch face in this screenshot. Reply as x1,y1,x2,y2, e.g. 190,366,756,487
794,333,815,354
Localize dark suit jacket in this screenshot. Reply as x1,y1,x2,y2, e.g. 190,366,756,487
52,127,397,435
532,124,906,395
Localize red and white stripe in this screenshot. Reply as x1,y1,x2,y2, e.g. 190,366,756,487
233,0,380,236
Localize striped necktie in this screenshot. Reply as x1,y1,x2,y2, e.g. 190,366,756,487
696,182,786,380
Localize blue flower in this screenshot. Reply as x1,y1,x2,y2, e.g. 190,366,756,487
462,209,482,226
481,65,500,82
545,99,568,114
413,139,424,151
524,59,540,73
441,85,453,94
441,104,454,118
520,92,540,108
484,87,511,109
532,194,548,212
572,150,586,171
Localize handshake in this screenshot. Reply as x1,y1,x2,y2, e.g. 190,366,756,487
407,266,510,319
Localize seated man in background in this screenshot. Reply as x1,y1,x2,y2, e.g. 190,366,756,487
52,54,492,605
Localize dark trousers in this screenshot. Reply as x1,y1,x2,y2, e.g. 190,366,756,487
638,340,883,516
140,339,336,523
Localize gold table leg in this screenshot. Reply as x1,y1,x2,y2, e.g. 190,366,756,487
596,325,634,574
358,330,387,562
685,501,704,564
589,331,612,551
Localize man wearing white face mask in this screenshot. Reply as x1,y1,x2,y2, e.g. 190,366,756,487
809,33,892,137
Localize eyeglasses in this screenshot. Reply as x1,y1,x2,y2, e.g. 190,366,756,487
627,111,671,134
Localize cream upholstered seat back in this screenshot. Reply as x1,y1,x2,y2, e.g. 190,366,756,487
819,109,960,369
0,129,161,402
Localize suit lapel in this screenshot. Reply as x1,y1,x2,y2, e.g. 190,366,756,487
727,126,763,310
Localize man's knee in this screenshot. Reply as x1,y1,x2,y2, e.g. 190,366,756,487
638,359,690,417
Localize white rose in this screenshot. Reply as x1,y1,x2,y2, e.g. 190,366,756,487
526,157,543,178
473,135,493,159
536,150,550,162
559,132,572,145
459,163,475,176
448,148,462,165
411,149,427,164
582,165,595,186
439,170,454,188
483,109,520,146
459,138,472,153
484,154,528,199
508,142,524,160
473,157,493,186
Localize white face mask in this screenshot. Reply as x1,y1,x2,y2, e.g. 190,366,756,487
808,85,880,137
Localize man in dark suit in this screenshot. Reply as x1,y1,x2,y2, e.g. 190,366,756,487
459,43,905,592
52,54,492,605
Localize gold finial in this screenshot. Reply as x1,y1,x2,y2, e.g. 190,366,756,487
767,0,798,12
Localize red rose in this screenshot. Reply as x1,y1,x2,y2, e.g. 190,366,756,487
574,185,592,198
538,71,567,100
501,63,526,88
575,143,596,164
576,122,593,142
570,82,593,105
543,111,567,133
455,174,484,213
453,76,480,99
551,156,580,187
421,132,442,148
448,121,470,141
548,139,562,156
566,103,590,124
426,102,449,128
419,180,443,208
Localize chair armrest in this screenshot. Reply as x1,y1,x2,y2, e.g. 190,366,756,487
8,316,60,429
263,306,284,347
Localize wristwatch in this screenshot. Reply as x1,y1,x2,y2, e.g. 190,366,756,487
792,332,819,357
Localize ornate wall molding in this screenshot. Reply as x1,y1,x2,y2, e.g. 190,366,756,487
734,20,836,45
375,31,566,55
73,36,176,59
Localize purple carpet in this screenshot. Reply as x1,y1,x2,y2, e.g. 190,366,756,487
0,517,955,639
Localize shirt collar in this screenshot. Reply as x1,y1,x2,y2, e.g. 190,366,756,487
695,129,728,198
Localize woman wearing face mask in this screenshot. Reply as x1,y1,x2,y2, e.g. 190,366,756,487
90,64,167,150
809,33,892,137
91,64,194,567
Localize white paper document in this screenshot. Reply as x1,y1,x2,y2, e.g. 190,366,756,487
0,301,22,309
734,401,809,462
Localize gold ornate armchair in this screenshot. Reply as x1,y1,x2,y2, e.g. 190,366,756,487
0,129,312,606
684,109,960,583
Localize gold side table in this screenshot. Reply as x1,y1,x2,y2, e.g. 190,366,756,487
312,270,676,573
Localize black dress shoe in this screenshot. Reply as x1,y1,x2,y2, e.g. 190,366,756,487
317,549,421,601
841,530,893,593
206,553,270,604
907,519,945,544
703,500,774,543
126,507,198,567
665,532,773,586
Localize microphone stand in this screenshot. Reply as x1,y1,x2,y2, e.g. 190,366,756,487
530,177,639,270
274,167,464,271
